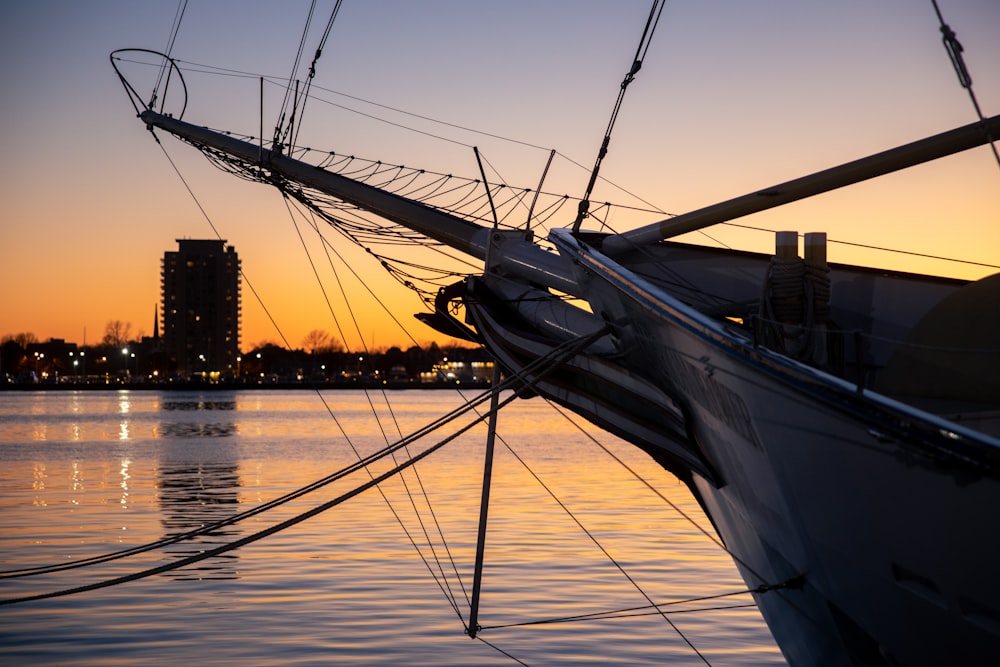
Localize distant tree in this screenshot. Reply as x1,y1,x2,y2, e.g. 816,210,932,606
2,332,38,348
102,320,132,349
302,329,344,354
383,345,404,369
302,329,330,354
1,338,27,376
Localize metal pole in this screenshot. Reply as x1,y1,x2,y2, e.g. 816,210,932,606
467,363,501,638
259,76,264,166
602,113,1000,252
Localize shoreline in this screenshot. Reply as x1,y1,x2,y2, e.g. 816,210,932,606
0,380,492,392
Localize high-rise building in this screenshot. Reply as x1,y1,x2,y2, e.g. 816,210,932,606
161,239,241,376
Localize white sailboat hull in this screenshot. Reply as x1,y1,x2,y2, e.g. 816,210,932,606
487,229,1000,665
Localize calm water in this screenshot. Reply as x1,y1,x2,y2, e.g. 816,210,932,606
0,389,784,665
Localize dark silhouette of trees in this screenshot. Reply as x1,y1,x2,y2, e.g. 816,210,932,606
2,327,488,387
102,320,133,349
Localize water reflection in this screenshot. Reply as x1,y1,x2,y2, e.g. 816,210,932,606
160,399,238,439
158,461,242,580
160,422,237,438
120,458,131,508
162,400,237,411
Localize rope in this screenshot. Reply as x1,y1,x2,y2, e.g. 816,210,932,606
150,0,188,110
278,194,474,616
573,0,667,232
274,0,317,150
154,135,470,603
0,414,488,606
1,330,605,606
482,603,759,630
0,375,502,580
291,0,344,150
455,392,711,664
763,257,805,325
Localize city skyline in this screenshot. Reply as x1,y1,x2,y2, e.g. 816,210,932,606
2,1,998,350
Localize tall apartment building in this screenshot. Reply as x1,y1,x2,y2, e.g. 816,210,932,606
161,239,241,376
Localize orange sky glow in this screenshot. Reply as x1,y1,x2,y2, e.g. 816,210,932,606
1,1,997,353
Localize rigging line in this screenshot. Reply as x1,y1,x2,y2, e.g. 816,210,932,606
0,381,495,578
150,0,188,109
487,588,762,628
545,387,809,581
280,194,347,348
721,222,1000,270
494,428,711,665
931,0,1000,169
307,208,355,353
0,367,511,579
304,81,554,153
1,332,600,606
0,399,517,607
301,210,501,609
151,141,296,353
287,196,374,353
453,461,778,633
172,57,287,80
567,209,730,309
474,637,530,667
554,146,670,216
277,0,317,148
286,199,491,609
573,0,667,232
280,197,472,618
147,56,666,217
146,140,475,613
304,93,476,149
483,603,761,630
289,197,469,346
164,55,550,154
543,403,724,547
292,0,344,151
535,361,834,642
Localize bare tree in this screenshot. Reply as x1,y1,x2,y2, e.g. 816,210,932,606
302,329,330,354
102,320,132,349
2,332,38,348
303,330,344,354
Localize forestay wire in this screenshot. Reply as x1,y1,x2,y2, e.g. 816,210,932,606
931,0,1000,169
281,195,477,617
150,0,188,111
573,0,666,232
275,0,345,154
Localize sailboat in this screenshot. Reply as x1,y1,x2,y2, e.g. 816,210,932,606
113,3,1000,664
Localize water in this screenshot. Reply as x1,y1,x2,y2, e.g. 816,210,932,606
0,389,784,665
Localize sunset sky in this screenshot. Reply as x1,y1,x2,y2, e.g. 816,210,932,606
1,0,998,353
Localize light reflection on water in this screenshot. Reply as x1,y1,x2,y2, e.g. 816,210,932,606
0,389,785,665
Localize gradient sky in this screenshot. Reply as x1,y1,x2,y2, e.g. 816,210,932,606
1,0,998,353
